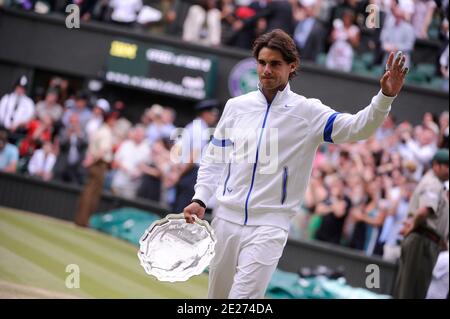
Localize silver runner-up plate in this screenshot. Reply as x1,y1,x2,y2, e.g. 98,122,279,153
138,213,216,282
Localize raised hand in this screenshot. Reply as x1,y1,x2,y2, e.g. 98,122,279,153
380,51,409,97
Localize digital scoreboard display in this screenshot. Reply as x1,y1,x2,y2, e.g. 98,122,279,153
105,39,218,100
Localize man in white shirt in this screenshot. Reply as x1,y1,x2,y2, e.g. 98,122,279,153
28,141,56,181
111,125,150,199
380,3,415,68
0,75,35,142
182,0,221,46
184,29,408,299
109,0,143,25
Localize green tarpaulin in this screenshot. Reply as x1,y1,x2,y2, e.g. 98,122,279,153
89,207,161,246
266,268,391,299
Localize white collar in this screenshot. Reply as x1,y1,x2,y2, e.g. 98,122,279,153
257,82,291,105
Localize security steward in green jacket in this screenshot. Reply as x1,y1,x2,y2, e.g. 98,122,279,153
394,148,449,299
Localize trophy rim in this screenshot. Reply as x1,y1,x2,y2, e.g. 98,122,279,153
139,213,216,244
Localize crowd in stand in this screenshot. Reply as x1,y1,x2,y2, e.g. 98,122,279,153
290,109,449,262
0,72,448,259
0,75,180,205
2,0,449,90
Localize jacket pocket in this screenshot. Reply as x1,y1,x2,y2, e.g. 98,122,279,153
281,166,288,204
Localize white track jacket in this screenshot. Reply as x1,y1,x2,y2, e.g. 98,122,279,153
193,83,395,231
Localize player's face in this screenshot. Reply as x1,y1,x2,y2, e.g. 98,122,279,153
257,47,295,93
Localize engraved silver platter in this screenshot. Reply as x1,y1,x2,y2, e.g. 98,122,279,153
138,213,216,282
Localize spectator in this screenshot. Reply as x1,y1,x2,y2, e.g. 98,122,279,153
8,0,34,10
375,114,397,141
293,0,325,61
35,87,63,123
0,127,19,173
27,140,56,181
398,0,416,21
225,0,261,49
378,181,413,262
399,125,438,179
439,41,449,92
62,91,92,132
349,178,386,255
140,106,153,127
137,138,174,202
74,109,118,227
182,0,222,46
411,0,437,39
326,9,360,72
18,114,54,169
110,100,132,149
162,106,176,125
438,111,449,148
380,3,416,68
219,0,238,44
303,165,328,239
0,75,35,144
85,98,110,141
74,0,105,22
53,113,87,185
111,125,150,199
145,104,176,145
328,0,360,24
314,174,352,245
232,0,295,36
421,111,439,131
48,77,70,105
109,0,143,26
143,0,178,34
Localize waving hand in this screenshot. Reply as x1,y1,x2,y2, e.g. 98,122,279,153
380,51,409,97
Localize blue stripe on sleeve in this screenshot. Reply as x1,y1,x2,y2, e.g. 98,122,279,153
211,137,233,147
323,112,340,143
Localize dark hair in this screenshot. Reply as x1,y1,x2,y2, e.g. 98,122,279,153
252,29,300,79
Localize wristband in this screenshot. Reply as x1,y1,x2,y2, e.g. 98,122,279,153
191,199,206,209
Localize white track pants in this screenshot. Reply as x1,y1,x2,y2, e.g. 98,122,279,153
207,217,288,299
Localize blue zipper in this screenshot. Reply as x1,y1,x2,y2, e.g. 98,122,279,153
281,166,288,204
222,162,231,196
244,102,272,224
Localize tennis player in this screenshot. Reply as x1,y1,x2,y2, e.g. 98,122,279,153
184,29,407,299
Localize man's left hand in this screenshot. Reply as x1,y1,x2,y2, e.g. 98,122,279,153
380,51,408,97
400,218,414,237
